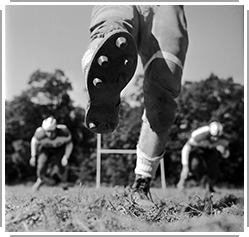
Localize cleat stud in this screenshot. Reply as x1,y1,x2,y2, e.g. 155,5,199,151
93,78,103,88
98,56,109,68
89,122,96,129
116,37,127,49
124,58,133,67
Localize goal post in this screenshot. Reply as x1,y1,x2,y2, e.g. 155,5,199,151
96,134,166,189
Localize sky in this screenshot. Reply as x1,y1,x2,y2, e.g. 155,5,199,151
4,4,245,109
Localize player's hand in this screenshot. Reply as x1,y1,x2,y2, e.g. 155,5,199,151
177,181,185,191
61,156,68,166
216,145,225,153
181,165,189,178
29,156,36,167
222,149,230,159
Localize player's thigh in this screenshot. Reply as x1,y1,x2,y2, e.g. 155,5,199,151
139,5,188,98
90,5,139,39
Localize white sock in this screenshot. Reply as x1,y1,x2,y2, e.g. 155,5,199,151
135,146,165,179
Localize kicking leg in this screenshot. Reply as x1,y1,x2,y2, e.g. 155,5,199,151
82,6,139,133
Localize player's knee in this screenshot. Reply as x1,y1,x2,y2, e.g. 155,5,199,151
170,86,181,99
143,83,177,133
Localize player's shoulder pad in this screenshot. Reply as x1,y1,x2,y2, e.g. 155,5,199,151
191,125,209,137
56,124,72,137
34,127,46,140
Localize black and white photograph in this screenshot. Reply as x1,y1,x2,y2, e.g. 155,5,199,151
2,1,246,234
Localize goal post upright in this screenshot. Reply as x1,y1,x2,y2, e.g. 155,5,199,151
96,134,101,189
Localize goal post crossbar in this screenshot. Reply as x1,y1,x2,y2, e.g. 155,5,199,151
96,134,166,189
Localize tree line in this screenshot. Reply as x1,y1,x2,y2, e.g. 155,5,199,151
5,70,244,188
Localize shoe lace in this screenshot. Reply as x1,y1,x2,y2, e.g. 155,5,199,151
132,178,153,202
91,20,127,41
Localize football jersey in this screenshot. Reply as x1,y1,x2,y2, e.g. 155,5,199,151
189,125,211,145
188,125,228,148
32,124,72,149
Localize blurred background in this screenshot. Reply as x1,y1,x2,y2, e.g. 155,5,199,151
4,5,244,188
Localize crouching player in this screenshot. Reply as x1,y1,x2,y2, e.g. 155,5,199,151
29,116,73,191
177,121,230,192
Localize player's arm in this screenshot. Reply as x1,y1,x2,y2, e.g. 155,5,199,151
61,129,74,166
30,135,40,166
177,140,192,190
180,142,191,175
190,126,212,148
212,138,229,147
64,139,73,159
30,127,45,166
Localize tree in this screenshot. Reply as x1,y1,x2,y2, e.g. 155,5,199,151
78,73,244,188
167,74,244,186
5,69,95,183
5,71,244,188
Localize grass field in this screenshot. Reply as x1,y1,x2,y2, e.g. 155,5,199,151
5,184,244,232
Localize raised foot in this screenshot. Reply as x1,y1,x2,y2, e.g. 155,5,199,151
85,31,138,133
